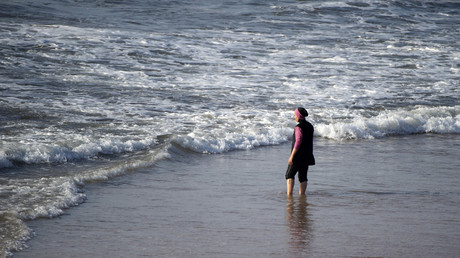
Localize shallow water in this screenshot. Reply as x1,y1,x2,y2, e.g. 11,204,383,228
17,134,460,257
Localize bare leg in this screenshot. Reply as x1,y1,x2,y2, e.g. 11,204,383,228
299,181,307,195
286,178,294,195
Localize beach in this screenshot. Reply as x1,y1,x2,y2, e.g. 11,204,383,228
16,134,460,257
2,1,459,257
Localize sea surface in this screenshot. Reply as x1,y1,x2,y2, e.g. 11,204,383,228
15,135,460,257
0,0,459,256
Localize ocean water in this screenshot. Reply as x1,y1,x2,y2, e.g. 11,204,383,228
14,135,460,257
0,0,459,256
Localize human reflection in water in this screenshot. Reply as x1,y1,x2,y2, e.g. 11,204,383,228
286,195,313,256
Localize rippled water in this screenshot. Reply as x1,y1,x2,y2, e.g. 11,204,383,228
1,0,459,255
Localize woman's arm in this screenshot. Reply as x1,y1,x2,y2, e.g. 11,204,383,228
288,127,303,165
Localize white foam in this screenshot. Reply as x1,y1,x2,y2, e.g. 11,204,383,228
170,109,292,154
1,135,157,168
2,20,458,165
0,176,87,254
0,211,32,257
6,177,86,220
316,106,460,140
175,127,291,154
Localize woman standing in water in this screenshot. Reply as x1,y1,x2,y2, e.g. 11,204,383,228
286,107,315,195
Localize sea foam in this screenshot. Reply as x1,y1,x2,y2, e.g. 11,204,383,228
0,136,156,169
174,127,291,154
316,106,460,140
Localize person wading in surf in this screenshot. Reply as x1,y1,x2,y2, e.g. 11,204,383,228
286,107,315,195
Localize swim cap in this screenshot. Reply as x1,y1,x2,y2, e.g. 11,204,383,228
295,107,308,120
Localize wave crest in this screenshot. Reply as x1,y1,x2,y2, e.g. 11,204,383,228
173,127,291,154
316,106,460,140
0,136,156,169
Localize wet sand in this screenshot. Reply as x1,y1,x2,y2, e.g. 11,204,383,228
16,134,460,257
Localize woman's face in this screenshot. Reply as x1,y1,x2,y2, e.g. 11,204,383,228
294,112,299,122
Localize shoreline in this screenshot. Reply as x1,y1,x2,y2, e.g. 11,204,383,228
16,134,460,257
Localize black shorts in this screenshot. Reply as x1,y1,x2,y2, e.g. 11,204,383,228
285,164,309,182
